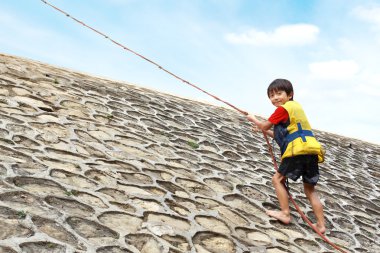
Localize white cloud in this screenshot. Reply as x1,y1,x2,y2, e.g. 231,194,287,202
352,6,380,27
354,74,380,97
308,60,359,80
225,24,319,46
355,84,380,97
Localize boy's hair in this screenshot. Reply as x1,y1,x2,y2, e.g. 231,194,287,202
267,79,294,100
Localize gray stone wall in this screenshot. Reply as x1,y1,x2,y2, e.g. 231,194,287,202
0,54,379,253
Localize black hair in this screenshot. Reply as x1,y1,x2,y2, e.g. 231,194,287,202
267,79,294,100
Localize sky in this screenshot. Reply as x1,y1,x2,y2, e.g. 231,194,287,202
0,0,379,144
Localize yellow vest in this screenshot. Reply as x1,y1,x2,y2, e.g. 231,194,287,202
274,101,324,163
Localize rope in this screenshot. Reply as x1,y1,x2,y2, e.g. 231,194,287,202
39,0,248,116
40,1,348,252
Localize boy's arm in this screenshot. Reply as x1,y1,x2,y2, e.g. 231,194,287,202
246,114,274,137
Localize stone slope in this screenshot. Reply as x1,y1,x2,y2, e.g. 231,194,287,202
0,53,379,253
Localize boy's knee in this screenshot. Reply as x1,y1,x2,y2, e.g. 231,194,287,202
272,174,282,185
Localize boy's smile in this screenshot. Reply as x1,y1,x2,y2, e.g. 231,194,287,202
269,90,293,107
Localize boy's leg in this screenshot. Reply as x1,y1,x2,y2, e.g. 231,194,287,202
304,183,326,233
267,171,291,224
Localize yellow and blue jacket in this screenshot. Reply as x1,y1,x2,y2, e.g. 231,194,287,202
274,101,325,163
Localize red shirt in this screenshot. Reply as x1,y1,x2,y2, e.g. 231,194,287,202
268,106,289,125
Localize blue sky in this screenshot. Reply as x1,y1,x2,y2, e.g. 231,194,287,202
1,0,379,144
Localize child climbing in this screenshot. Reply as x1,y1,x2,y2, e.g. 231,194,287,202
246,79,326,234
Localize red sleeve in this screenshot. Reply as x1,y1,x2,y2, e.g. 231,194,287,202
268,106,289,124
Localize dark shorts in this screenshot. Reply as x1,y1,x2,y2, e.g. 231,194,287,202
278,155,319,185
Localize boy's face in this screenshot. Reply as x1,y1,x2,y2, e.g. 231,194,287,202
268,89,293,107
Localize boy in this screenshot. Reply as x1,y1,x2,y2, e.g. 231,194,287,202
247,79,326,233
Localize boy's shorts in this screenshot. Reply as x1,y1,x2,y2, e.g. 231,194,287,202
278,155,319,185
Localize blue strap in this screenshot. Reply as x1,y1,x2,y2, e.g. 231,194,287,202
286,123,314,142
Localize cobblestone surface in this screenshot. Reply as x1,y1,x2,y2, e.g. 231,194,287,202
0,53,379,253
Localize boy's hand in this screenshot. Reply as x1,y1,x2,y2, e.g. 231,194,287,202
252,125,261,132
247,113,274,138
246,114,256,123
